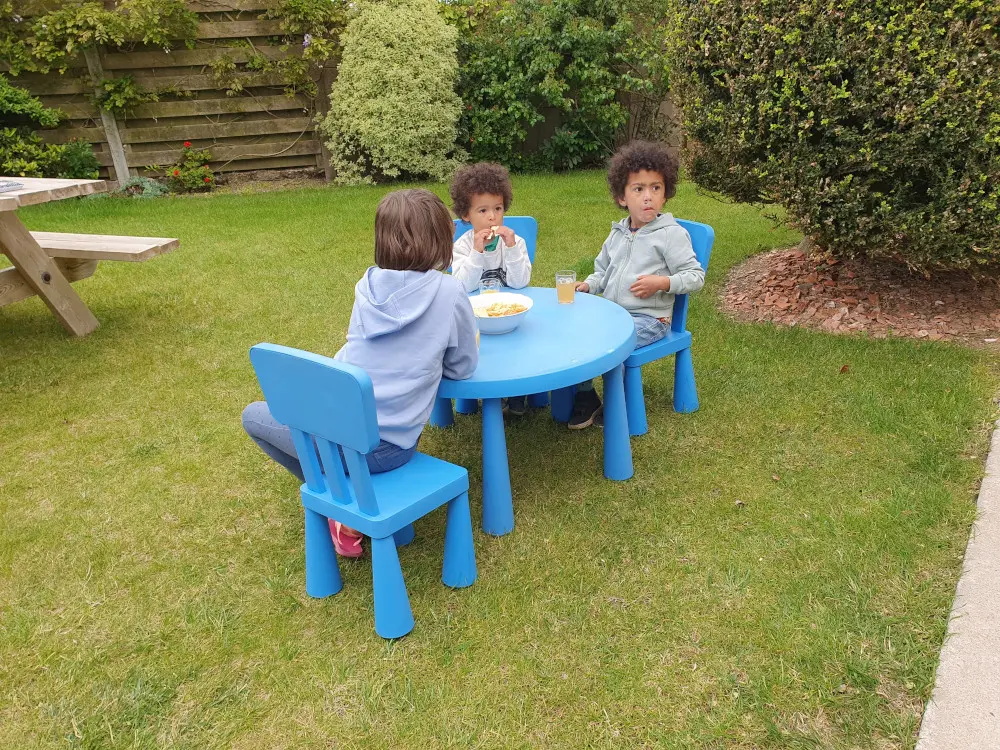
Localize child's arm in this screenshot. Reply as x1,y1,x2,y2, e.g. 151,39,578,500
631,225,705,298
451,230,486,293
582,235,613,294
497,230,532,289
443,293,479,380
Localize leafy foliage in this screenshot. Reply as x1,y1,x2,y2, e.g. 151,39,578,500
210,0,348,99
0,75,98,178
448,0,672,171
94,74,159,115
166,143,214,192
2,0,197,75
670,0,1000,270
318,0,465,185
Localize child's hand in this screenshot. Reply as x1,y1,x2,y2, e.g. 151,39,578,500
630,275,669,299
496,225,516,246
575,281,590,293
472,228,493,253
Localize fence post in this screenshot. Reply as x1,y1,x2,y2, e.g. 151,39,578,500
314,64,336,182
83,47,131,186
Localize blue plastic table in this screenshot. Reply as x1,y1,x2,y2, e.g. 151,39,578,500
432,287,636,536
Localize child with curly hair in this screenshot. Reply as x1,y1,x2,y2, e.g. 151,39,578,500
569,141,705,429
449,162,532,294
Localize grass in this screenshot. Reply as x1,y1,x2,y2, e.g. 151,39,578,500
1,171,996,749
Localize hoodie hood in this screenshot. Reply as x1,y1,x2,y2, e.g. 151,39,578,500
612,212,676,236
352,267,443,339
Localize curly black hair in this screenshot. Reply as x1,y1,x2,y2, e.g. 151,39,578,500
449,162,513,218
607,141,679,204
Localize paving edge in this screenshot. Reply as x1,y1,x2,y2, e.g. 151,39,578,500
915,419,1000,749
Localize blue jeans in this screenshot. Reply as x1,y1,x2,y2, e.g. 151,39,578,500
631,312,670,348
241,401,415,481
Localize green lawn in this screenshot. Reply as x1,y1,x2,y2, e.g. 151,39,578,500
1,172,996,749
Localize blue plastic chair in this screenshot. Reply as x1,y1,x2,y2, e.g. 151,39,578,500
623,219,714,436
451,217,548,413
249,343,477,639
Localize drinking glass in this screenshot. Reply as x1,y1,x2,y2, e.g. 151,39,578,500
479,278,501,295
556,270,576,304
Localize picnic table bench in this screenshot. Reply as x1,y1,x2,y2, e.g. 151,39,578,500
0,177,179,336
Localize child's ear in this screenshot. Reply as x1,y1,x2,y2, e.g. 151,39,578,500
617,196,628,208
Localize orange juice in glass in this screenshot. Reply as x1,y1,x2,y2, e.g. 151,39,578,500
556,270,576,304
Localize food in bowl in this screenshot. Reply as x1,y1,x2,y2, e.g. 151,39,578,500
476,301,529,318
469,292,533,334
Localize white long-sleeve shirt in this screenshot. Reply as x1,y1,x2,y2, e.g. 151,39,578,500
451,228,532,293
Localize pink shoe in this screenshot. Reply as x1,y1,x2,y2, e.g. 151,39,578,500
328,520,364,558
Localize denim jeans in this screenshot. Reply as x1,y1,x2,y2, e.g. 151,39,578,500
241,401,415,481
631,312,670,348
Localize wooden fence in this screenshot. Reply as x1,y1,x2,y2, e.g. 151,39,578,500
10,0,329,182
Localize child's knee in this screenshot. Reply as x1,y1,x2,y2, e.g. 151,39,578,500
241,400,270,436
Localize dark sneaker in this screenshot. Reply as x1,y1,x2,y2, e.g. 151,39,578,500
568,389,602,430
507,395,527,416
593,406,604,427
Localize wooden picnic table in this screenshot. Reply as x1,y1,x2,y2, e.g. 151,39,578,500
0,177,179,336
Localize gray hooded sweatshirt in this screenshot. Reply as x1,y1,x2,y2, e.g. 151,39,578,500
584,212,705,321
335,267,478,449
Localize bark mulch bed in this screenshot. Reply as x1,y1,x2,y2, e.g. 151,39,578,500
721,248,1000,347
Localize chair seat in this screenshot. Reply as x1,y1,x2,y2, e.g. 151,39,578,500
625,329,692,367
300,452,469,539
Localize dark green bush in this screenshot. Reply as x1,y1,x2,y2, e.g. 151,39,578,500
670,0,1000,270
0,74,99,178
449,0,671,171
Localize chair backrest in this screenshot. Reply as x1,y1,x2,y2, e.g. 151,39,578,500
249,343,382,515
671,219,715,333
453,216,538,263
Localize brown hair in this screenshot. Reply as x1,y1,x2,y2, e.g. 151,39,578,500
374,189,454,272
449,162,514,218
607,140,679,203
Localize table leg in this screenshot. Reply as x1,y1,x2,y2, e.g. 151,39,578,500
430,397,454,428
551,386,575,423
0,213,99,336
602,365,634,480
481,397,514,536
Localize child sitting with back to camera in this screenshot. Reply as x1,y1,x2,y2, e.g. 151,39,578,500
242,189,479,557
450,161,533,414
568,140,705,430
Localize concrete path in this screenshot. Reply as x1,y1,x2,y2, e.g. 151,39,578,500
916,422,1000,749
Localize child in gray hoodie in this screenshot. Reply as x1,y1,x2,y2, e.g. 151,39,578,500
242,189,479,556
568,141,705,429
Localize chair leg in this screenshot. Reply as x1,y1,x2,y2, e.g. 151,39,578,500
442,491,477,588
602,365,634,481
673,347,700,413
304,508,342,598
371,535,414,639
456,398,479,415
550,386,575,423
430,397,454,428
527,391,550,408
624,365,648,436
393,523,415,547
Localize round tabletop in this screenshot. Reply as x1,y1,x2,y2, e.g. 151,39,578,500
438,287,637,400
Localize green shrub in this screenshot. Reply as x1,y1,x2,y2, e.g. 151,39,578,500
166,143,215,192
670,0,1000,271
0,75,99,179
317,0,465,185
449,0,672,171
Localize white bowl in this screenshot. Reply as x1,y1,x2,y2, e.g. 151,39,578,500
470,292,533,334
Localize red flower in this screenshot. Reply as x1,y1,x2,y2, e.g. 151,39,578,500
466,104,473,110
204,176,211,183
173,170,179,176
183,141,192,148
